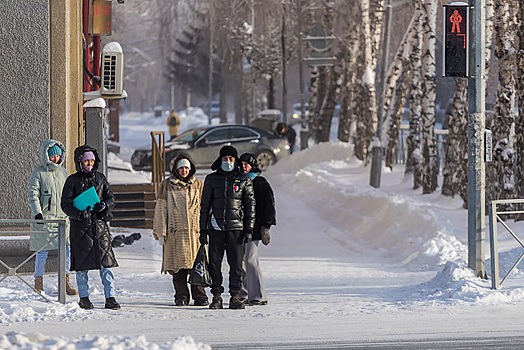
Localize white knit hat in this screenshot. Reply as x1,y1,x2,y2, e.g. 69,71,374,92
176,158,191,170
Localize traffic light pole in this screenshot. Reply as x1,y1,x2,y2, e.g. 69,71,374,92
370,0,392,188
467,0,486,278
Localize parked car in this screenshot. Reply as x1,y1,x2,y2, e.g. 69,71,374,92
289,103,309,124
131,124,289,172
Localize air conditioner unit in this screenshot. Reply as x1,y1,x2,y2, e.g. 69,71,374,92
100,42,124,96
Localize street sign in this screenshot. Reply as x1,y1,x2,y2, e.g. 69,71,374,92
443,3,469,77
304,26,336,67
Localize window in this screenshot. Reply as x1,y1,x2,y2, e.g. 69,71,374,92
229,127,258,140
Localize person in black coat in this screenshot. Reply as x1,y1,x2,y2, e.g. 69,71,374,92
276,122,297,154
61,145,120,310
238,153,276,306
199,145,256,310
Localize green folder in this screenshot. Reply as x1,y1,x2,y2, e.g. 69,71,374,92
73,186,100,211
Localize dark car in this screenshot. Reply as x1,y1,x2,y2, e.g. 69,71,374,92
131,124,289,172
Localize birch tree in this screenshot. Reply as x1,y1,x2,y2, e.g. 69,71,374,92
516,1,524,201
487,0,518,204
420,0,438,194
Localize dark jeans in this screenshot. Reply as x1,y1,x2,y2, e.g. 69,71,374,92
171,269,207,302
208,229,244,297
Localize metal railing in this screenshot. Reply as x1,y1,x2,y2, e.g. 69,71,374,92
150,131,166,194
0,219,67,303
488,199,524,289
395,125,448,171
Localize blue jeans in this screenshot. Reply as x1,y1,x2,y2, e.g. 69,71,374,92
34,245,71,277
76,268,116,299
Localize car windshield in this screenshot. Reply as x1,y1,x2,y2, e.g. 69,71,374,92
171,128,207,142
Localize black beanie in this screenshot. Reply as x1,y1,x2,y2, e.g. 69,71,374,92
219,145,238,159
240,153,260,173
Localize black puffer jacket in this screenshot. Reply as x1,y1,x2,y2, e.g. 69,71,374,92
200,167,255,233
61,145,118,271
251,175,276,240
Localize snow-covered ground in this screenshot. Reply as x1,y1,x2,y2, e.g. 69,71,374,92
2,110,524,349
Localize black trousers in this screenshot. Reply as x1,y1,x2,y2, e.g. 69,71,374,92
208,229,244,297
171,269,207,302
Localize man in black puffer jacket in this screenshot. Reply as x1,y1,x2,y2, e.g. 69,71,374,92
199,146,255,310
61,145,120,311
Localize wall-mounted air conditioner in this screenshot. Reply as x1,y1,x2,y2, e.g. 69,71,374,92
100,42,124,96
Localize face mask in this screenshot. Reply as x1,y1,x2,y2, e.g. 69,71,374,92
221,161,235,172
82,165,93,172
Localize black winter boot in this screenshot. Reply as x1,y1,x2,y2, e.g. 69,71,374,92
209,295,223,309
105,297,121,310
229,295,246,310
79,297,94,310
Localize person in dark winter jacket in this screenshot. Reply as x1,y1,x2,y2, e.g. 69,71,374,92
61,145,120,310
199,145,256,310
276,122,296,154
238,153,276,306
27,139,78,296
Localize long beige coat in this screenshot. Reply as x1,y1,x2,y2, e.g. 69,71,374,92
153,175,203,273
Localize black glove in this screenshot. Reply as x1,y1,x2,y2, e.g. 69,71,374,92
243,230,253,243
199,230,208,245
78,208,91,221
34,213,43,220
260,227,271,246
93,201,106,213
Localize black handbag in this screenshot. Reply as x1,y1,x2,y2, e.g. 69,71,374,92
189,244,212,287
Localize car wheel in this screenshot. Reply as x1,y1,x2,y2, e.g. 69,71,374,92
256,151,276,171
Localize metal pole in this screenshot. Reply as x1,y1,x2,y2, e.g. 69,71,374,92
281,4,288,124
297,0,308,150
208,8,214,125
467,0,486,278
57,221,66,304
370,0,392,188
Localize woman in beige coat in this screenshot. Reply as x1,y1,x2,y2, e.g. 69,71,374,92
152,155,207,306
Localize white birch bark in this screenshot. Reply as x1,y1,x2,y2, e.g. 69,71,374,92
487,0,518,204
404,0,424,188
420,0,438,194
516,1,524,201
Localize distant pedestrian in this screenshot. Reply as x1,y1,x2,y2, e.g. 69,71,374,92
167,111,181,140
276,122,296,154
199,145,256,310
28,139,78,296
61,145,120,310
153,155,208,307
238,153,276,306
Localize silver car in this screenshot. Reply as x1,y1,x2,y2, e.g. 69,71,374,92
131,124,289,172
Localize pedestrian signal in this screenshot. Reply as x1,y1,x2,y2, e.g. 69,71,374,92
443,3,469,77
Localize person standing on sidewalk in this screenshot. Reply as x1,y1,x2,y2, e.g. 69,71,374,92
28,139,78,296
238,153,276,306
61,145,120,310
153,155,208,307
199,146,256,310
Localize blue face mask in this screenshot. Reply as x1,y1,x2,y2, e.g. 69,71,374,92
221,161,235,172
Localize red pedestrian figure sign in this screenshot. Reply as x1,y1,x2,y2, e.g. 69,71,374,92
450,10,463,33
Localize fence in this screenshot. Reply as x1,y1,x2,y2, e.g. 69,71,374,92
395,125,448,172
0,219,67,303
488,199,524,289
150,131,165,193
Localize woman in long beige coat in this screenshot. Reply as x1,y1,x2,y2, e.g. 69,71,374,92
152,155,207,306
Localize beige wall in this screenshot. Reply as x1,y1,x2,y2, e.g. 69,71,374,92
50,0,83,174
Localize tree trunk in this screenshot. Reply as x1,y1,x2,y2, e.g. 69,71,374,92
441,79,468,198
405,0,424,187
420,0,438,194
486,0,517,205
